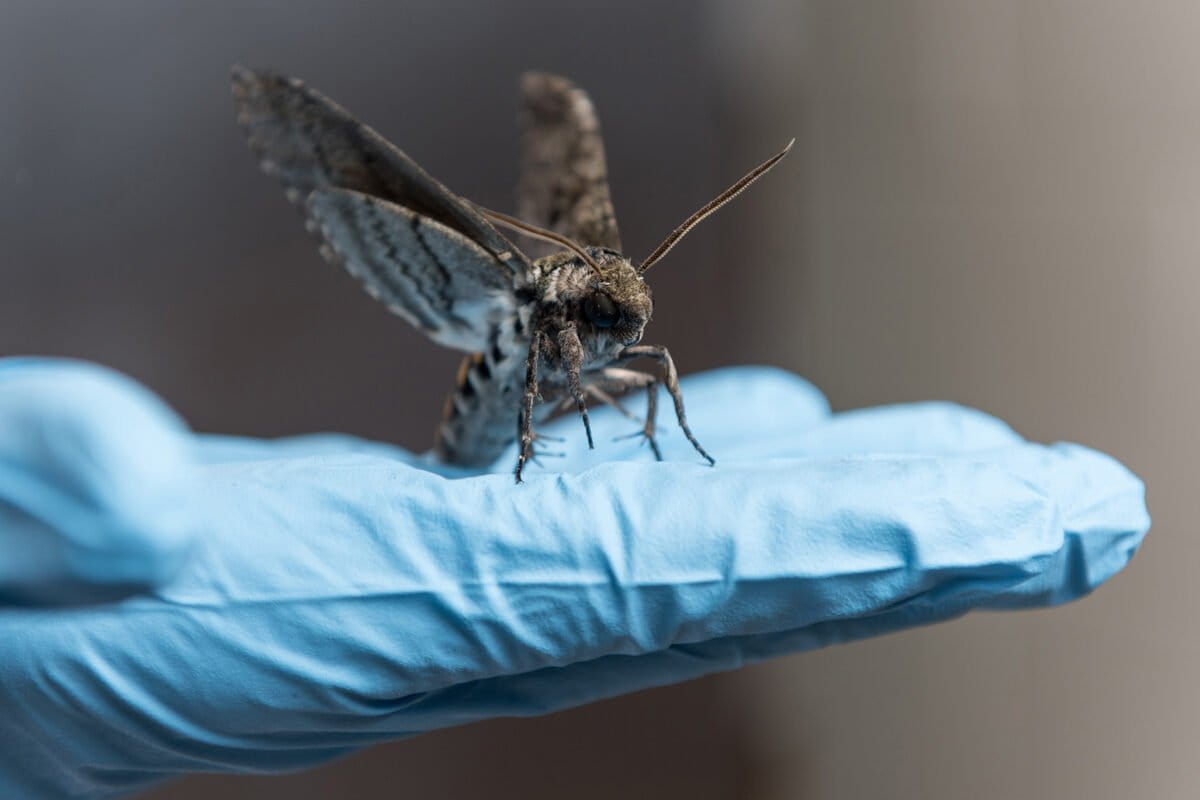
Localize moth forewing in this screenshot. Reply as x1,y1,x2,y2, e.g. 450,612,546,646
232,67,790,482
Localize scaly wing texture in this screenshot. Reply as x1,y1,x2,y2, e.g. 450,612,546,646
231,66,532,285
308,189,517,352
517,72,621,255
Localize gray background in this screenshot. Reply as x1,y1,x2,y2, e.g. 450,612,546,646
1,1,1184,798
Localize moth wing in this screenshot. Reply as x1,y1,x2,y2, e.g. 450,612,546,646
231,66,532,284
308,188,517,352
517,72,622,254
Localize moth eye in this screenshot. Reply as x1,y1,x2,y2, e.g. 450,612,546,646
583,292,621,329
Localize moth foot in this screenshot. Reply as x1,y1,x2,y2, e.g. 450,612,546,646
613,427,664,461
529,446,566,464
529,430,566,462
514,438,565,483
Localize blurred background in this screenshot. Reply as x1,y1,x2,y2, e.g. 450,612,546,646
0,1,1188,797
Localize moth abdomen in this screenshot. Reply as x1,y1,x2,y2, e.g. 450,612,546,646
435,316,531,467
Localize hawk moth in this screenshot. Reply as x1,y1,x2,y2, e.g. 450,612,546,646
231,67,791,482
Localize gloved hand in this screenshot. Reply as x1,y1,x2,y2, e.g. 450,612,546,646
0,358,1149,799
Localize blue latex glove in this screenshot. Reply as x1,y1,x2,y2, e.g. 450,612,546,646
0,359,1148,799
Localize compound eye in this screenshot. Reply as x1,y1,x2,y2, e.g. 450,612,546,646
584,292,621,328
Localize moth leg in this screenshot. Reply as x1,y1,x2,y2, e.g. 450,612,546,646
616,346,714,466
586,384,639,423
515,329,545,483
556,325,594,449
527,446,565,468
613,381,663,461
529,431,566,461
592,367,662,461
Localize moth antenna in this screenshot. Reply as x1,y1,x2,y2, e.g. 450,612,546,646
476,206,604,277
639,138,795,273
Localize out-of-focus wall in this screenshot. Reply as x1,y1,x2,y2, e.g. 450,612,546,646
712,2,1190,798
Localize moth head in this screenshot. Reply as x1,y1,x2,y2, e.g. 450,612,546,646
475,209,651,348
476,137,791,348
577,249,652,347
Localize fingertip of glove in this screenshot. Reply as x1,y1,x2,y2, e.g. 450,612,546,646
992,441,1151,606
0,358,197,605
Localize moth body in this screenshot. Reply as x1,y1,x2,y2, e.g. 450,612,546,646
436,248,651,466
231,66,789,481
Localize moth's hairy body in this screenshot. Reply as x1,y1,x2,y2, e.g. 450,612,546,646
434,310,532,467
436,249,651,467
232,66,788,481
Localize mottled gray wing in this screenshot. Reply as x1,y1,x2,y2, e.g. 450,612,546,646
231,66,532,284
308,188,517,352
517,72,621,255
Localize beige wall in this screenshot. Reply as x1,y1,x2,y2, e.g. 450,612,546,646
712,2,1192,797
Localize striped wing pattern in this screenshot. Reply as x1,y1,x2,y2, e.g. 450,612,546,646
308,189,517,351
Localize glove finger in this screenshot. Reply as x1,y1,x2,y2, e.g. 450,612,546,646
549,399,1024,468
977,443,1149,607
316,442,1149,730
190,366,831,469
192,367,1016,473
195,432,420,465
0,359,195,605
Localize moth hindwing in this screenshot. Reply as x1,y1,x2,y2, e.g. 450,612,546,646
232,66,792,482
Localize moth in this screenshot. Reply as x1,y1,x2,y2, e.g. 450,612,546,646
231,67,791,482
